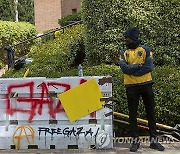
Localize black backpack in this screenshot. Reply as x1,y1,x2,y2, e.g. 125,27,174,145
14,57,26,70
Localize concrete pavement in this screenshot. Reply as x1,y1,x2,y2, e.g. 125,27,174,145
0,142,179,153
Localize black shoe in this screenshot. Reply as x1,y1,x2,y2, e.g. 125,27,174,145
130,142,140,152
150,142,165,151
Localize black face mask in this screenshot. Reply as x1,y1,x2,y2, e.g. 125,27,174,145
126,40,140,49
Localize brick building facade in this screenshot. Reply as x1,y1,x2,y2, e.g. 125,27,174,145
34,0,81,34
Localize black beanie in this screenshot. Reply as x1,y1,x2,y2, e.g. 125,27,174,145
124,27,140,40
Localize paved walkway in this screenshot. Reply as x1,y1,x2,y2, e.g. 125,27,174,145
0,142,179,153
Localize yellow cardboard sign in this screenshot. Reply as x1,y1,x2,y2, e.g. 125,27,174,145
58,79,104,122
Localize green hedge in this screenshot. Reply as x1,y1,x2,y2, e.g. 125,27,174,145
41,29,56,43
6,62,177,127
4,59,179,126
58,12,81,27
0,21,37,62
3,24,84,78
54,64,180,128
3,63,179,134
65,65,180,127
0,60,5,69
82,0,180,66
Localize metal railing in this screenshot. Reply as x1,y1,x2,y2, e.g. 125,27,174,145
4,20,82,69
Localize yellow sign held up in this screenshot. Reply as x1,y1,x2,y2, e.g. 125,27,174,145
58,79,104,122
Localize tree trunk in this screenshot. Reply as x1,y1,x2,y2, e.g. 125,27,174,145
14,0,18,22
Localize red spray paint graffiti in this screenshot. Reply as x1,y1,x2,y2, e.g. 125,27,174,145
47,82,70,114
5,79,96,122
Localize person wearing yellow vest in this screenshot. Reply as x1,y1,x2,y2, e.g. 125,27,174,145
119,27,165,152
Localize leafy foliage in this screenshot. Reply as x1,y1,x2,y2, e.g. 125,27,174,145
4,61,180,127
0,0,15,21
41,29,56,43
0,0,34,24
17,0,34,24
0,20,37,62
58,12,81,27
0,60,5,69
3,24,84,78
60,64,180,127
82,0,180,65
153,66,180,125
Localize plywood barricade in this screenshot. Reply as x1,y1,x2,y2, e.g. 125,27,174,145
0,76,113,149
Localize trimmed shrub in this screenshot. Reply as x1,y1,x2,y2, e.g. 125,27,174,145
0,21,37,62
0,60,5,69
153,66,180,125
58,12,81,27
48,64,180,128
70,35,85,66
3,63,180,134
82,0,180,65
3,24,84,78
41,29,56,43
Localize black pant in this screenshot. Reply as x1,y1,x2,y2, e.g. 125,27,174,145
126,84,157,139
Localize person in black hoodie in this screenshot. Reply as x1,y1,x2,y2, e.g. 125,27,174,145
119,27,165,152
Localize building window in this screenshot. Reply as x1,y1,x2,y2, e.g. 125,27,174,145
72,8,77,14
